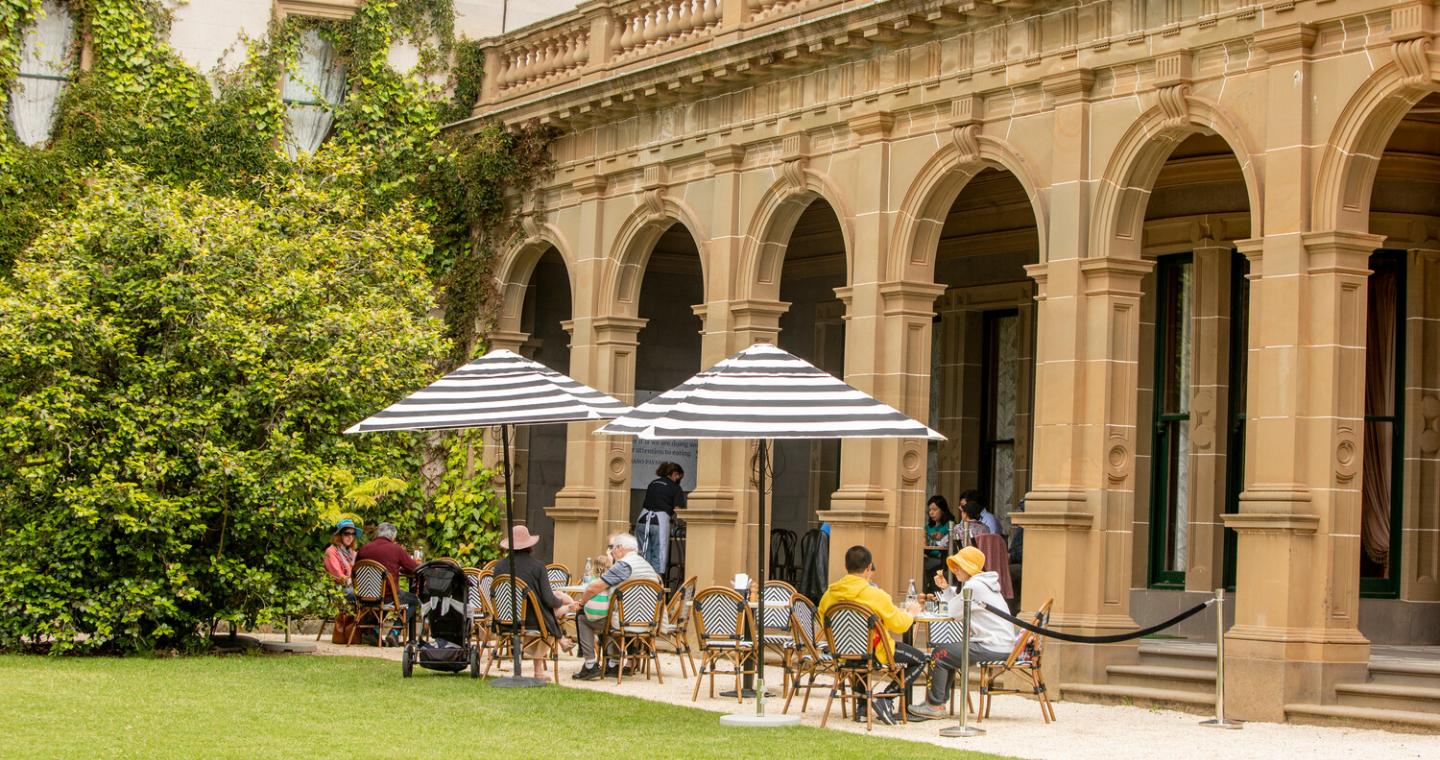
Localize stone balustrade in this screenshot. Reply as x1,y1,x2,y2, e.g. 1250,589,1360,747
495,21,592,93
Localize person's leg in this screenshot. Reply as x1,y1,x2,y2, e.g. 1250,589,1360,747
890,642,929,708
398,590,420,642
577,617,601,664
654,511,670,575
927,643,961,706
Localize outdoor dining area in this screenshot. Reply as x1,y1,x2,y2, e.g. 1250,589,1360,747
334,341,1058,734
336,536,1055,732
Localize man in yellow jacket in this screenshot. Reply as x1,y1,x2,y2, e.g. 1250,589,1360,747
819,545,941,723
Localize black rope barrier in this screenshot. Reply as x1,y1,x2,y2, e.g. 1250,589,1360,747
980,599,1216,644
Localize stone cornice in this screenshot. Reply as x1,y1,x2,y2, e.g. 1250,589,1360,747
1251,22,1317,63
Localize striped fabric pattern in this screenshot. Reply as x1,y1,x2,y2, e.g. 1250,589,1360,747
346,349,630,434
597,343,944,441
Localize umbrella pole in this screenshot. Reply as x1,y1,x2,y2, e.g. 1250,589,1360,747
493,422,544,688
756,437,767,717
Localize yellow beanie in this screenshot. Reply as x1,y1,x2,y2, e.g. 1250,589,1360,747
946,546,987,577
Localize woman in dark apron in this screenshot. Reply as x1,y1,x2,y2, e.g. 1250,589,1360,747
637,462,685,574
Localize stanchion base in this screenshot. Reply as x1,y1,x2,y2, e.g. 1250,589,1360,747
719,714,801,728
490,676,548,689
718,689,776,699
939,725,986,738
1199,718,1243,730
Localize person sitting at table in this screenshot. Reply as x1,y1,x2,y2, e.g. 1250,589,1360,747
354,522,420,643
819,545,937,724
925,545,1018,709
492,525,577,680
959,489,1003,535
572,532,660,681
324,518,360,601
954,497,996,548
923,496,955,594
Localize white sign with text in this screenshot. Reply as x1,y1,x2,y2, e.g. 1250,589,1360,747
629,390,698,491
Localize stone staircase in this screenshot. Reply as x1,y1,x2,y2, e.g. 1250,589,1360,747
1286,649,1440,731
1060,640,1217,713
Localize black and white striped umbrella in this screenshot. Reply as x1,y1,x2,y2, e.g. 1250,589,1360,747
596,342,943,440
596,342,939,720
345,349,630,434
345,348,628,688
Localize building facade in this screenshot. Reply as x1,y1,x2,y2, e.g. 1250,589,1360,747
470,0,1440,723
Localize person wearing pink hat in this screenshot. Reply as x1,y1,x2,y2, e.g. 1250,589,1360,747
493,525,577,679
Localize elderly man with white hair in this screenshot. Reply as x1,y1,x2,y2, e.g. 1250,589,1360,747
572,532,660,681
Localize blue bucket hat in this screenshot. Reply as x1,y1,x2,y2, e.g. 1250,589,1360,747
332,518,359,536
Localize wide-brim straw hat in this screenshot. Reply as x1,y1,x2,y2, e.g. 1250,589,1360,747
501,525,540,551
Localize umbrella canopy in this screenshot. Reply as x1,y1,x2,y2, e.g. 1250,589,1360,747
346,349,629,433
597,342,943,441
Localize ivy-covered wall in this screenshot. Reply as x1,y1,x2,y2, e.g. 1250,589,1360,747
0,0,554,652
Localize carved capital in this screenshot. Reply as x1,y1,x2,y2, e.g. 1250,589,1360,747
1042,68,1094,104
1252,23,1316,63
848,111,894,143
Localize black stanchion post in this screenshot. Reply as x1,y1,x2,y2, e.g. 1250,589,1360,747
1200,587,1241,729
940,586,984,738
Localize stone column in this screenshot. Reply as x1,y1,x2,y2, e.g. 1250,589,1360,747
1021,256,1152,685
1220,23,1374,721
1402,249,1440,603
1184,241,1234,592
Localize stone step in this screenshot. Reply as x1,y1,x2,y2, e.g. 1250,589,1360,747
1367,659,1440,689
1284,702,1440,732
1135,640,1216,671
1060,682,1215,714
1105,664,1217,695
1334,682,1440,714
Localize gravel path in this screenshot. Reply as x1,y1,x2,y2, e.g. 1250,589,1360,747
260,634,1440,759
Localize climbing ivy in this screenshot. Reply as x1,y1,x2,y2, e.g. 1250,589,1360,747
0,0,555,651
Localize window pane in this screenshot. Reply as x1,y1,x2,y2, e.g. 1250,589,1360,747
282,28,347,158
993,315,1018,440
1167,420,1190,572
989,443,1014,527
7,1,75,147
1162,261,1193,414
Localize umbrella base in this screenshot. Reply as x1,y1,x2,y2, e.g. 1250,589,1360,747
938,725,986,738
490,676,548,689
719,714,801,728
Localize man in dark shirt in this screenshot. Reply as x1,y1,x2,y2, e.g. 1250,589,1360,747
355,522,420,641
492,526,576,679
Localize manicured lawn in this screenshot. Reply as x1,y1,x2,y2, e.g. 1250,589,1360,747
0,654,1004,759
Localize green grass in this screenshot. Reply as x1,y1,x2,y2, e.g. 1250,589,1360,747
0,654,1005,759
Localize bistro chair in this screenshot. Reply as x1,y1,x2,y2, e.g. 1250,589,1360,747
761,580,799,694
462,568,499,656
657,575,697,677
691,586,756,703
769,529,798,583
663,520,687,592
820,601,909,731
485,575,562,683
976,597,1056,723
782,595,839,716
608,578,667,685
925,616,976,716
352,559,407,647
545,563,571,591
481,559,499,573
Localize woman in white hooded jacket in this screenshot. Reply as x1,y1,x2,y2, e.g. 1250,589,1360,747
913,545,1018,714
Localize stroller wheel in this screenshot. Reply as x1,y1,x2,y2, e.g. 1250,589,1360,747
402,646,413,678
469,648,480,679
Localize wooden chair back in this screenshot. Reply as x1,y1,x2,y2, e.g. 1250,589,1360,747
545,563,571,591
692,586,750,646
821,601,892,665
352,559,397,606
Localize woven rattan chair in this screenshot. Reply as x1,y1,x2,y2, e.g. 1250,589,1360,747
820,601,909,731
485,574,561,683
782,595,839,715
761,580,798,694
977,597,1056,723
657,575,697,677
545,563,571,591
691,586,756,703
462,568,498,655
608,578,667,684
352,559,406,647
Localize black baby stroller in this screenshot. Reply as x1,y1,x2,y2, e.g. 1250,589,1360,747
403,560,480,678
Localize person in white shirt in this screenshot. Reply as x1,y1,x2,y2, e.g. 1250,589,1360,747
572,532,659,681
922,545,1019,710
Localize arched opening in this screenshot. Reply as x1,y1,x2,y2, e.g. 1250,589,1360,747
1131,133,1251,618
630,222,704,585
925,168,1040,597
1356,91,1440,643
515,247,572,563
771,198,848,575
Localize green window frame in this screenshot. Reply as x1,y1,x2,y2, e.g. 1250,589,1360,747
1360,250,1407,599
1148,253,1193,589
1221,252,1249,590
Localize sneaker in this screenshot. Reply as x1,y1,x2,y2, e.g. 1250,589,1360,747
908,703,948,721
572,663,602,681
870,697,899,726
602,663,636,677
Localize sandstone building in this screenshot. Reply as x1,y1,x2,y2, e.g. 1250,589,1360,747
470,0,1440,724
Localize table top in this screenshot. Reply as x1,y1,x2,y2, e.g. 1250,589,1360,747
913,613,958,623
557,584,588,595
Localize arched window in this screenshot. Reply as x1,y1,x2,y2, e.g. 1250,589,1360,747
281,28,346,158
6,1,76,147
